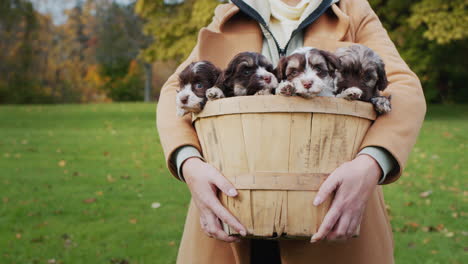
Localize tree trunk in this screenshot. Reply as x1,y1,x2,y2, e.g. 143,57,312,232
144,62,153,102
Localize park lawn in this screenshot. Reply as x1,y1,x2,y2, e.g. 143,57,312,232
0,103,466,264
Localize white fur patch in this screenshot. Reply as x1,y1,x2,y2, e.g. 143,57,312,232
292,47,316,55
336,87,363,100
255,67,278,90
175,84,204,116
276,80,295,96
206,87,225,101
234,83,247,96
192,61,205,73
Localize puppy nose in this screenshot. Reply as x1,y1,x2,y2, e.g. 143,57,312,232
303,81,313,89
180,95,189,104
263,76,271,83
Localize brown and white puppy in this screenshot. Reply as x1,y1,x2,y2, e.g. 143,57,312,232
334,44,391,114
206,52,278,100
275,47,340,98
176,61,220,116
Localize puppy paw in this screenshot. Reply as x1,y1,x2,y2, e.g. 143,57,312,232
371,96,392,114
276,81,295,96
255,88,272,95
336,88,362,100
176,107,187,117
206,87,225,101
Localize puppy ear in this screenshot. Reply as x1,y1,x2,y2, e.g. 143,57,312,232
376,60,389,91
275,56,289,81
319,50,341,72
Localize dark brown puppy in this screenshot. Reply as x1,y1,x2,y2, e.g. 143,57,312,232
334,44,391,114
176,61,220,116
206,52,278,100
275,47,340,98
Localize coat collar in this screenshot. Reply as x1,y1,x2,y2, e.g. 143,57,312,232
216,2,350,41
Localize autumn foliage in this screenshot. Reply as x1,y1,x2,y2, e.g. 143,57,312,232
0,0,149,104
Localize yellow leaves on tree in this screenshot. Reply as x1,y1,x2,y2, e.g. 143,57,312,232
408,0,468,44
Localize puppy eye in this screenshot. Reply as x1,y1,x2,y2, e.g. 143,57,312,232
194,83,203,89
243,70,251,76
289,69,298,76
314,66,323,73
362,73,372,82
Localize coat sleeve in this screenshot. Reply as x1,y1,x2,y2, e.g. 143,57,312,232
350,0,427,184
156,4,239,180
156,43,202,180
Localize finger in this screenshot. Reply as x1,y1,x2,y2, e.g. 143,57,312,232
327,214,351,241
199,216,212,237
205,211,240,243
314,174,341,206
211,172,238,197
346,213,362,238
210,200,247,236
311,206,340,243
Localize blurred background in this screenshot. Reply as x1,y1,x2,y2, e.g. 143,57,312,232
1,0,467,104
0,1,466,264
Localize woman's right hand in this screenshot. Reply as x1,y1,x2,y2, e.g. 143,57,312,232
182,157,247,242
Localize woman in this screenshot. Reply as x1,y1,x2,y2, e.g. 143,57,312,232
156,0,426,263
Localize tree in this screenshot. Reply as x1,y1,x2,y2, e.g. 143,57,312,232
369,0,468,103
135,0,219,62
95,0,152,101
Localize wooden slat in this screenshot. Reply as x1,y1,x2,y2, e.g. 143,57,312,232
213,114,253,235
193,96,377,121
286,112,316,236
233,172,328,190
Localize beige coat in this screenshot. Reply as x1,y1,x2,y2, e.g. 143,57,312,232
156,0,426,263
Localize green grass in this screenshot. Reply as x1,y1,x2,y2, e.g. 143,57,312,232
0,103,466,264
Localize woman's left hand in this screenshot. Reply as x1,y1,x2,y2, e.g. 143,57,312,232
310,154,382,243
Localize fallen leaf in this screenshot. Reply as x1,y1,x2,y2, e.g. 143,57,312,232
58,160,66,167
430,250,438,254
445,232,455,238
129,218,137,224
407,222,420,228
3,197,8,203
168,241,175,246
436,224,445,231
120,175,131,180
48,259,56,264
442,132,453,138
95,191,103,196
110,258,129,264
151,202,161,209
419,190,432,198
16,233,22,239
107,174,116,183
103,152,109,156
83,198,96,204
31,236,44,243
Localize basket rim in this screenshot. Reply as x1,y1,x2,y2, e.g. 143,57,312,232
192,95,377,121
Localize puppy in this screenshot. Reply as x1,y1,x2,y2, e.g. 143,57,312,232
334,44,391,114
176,61,220,116
275,47,340,98
206,52,278,100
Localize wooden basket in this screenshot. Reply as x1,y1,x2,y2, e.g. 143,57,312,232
193,96,376,239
